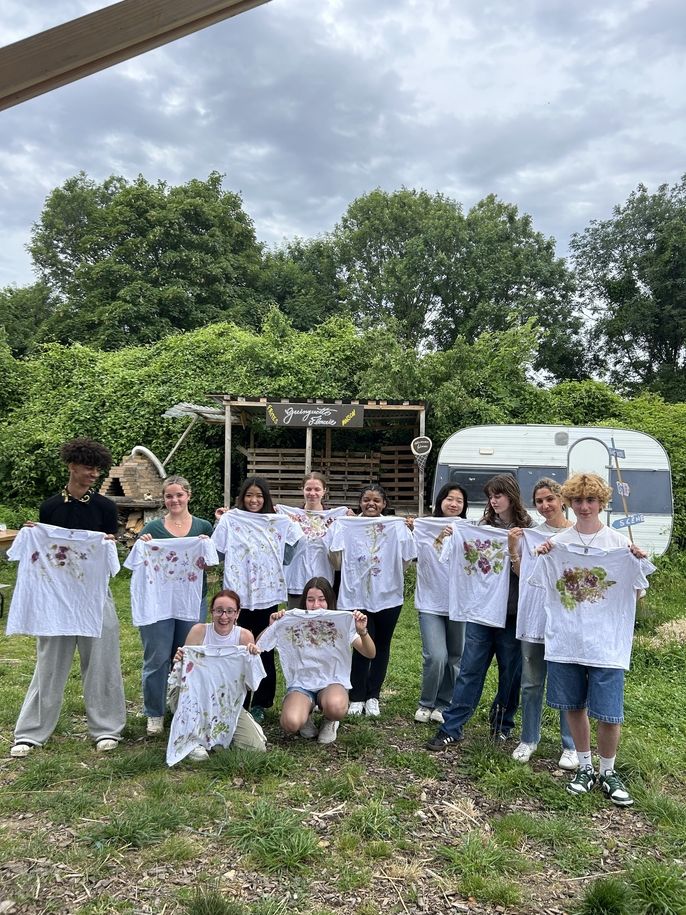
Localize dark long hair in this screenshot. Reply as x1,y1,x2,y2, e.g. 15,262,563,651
433,483,469,519
300,576,337,611
480,473,531,528
235,476,275,514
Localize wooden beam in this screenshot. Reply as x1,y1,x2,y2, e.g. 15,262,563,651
0,0,271,111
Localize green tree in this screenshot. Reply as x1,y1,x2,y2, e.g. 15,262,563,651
570,176,686,398
29,171,266,349
0,282,55,356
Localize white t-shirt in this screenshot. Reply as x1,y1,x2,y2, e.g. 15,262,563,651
124,536,219,626
529,532,656,669
327,516,417,612
439,520,511,627
166,644,265,766
256,609,359,691
413,517,453,616
211,510,303,610
7,523,120,637
516,526,560,643
276,505,348,592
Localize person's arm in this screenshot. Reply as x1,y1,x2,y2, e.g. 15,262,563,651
508,528,523,576
173,623,205,662
351,611,376,659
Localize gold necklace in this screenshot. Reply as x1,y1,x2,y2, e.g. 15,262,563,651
575,524,602,554
62,486,91,504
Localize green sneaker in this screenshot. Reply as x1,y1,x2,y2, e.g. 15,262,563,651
250,706,265,725
566,765,596,796
599,770,634,807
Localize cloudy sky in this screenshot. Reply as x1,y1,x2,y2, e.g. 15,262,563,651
1,0,684,289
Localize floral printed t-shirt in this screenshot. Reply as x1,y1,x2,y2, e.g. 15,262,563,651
529,530,655,669
256,609,359,692
166,644,265,765
516,527,553,643
276,505,348,593
124,536,219,626
211,510,303,610
327,516,417,612
413,517,454,616
7,523,120,637
438,521,511,627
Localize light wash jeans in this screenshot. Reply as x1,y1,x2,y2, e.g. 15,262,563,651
440,618,521,739
520,641,575,748
418,612,465,710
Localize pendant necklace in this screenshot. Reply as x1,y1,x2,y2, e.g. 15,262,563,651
575,524,601,554
62,486,91,504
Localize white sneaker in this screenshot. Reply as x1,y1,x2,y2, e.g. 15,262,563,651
414,706,432,723
299,713,319,739
558,748,580,770
348,701,364,716
96,738,118,753
317,719,339,745
430,708,445,724
147,716,164,736
364,698,380,717
512,742,538,763
10,743,34,758
188,747,210,761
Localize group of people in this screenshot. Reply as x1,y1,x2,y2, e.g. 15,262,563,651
6,437,655,807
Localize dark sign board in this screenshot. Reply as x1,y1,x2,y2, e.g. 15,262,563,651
265,402,364,428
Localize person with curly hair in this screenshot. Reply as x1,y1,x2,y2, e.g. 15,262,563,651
10,437,126,758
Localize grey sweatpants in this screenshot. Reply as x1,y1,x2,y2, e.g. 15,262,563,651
14,592,126,746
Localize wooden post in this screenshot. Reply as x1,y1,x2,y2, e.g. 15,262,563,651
224,401,232,508
304,427,313,475
418,407,426,516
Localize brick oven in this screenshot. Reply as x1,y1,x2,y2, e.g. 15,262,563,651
100,448,166,545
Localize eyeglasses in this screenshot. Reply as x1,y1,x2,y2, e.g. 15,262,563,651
212,608,238,617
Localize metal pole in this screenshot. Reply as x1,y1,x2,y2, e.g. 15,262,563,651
224,402,232,508
418,408,426,516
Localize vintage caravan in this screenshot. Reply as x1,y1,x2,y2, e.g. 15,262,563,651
433,425,673,556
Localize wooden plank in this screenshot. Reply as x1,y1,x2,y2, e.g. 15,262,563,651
0,0,271,111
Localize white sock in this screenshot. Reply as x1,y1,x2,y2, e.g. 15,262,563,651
599,755,616,775
577,750,593,770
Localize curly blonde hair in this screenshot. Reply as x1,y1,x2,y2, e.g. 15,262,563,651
560,473,612,509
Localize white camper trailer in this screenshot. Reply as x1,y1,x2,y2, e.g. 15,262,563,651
433,425,673,556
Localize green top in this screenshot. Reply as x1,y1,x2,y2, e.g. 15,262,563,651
139,515,215,598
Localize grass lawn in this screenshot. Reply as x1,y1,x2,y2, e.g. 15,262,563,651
1,558,685,915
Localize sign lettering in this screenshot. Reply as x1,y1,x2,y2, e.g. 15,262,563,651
612,513,644,529
265,402,364,428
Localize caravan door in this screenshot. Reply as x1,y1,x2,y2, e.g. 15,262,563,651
567,436,612,523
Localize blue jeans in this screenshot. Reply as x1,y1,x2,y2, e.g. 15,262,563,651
139,617,199,717
547,661,625,724
418,613,465,710
440,618,521,739
520,641,575,748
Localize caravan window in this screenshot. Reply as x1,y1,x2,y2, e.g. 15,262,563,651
449,468,517,504
517,467,567,500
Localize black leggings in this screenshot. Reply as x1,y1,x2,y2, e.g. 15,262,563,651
349,605,402,702
241,605,277,709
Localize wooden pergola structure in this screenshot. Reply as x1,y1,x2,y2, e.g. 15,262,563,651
164,396,429,515
0,0,271,111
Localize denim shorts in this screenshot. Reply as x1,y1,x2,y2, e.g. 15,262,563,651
285,686,319,706
546,661,625,724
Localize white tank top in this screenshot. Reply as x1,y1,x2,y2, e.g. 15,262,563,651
203,623,242,648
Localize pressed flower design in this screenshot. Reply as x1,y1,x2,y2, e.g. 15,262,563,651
33,542,95,581
219,513,299,606
354,521,386,599
555,566,616,611
463,538,506,576
286,618,339,649
142,545,208,586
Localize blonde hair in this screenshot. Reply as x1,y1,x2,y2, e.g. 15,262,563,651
560,473,612,509
532,477,562,502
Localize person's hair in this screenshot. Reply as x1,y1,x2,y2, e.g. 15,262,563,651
358,483,389,514
481,473,532,528
560,472,612,509
60,437,112,472
210,589,241,612
532,477,563,502
235,476,274,513
162,475,192,496
300,576,337,611
433,483,469,519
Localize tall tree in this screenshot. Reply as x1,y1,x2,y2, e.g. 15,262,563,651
29,172,266,349
570,176,686,398
0,282,55,356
